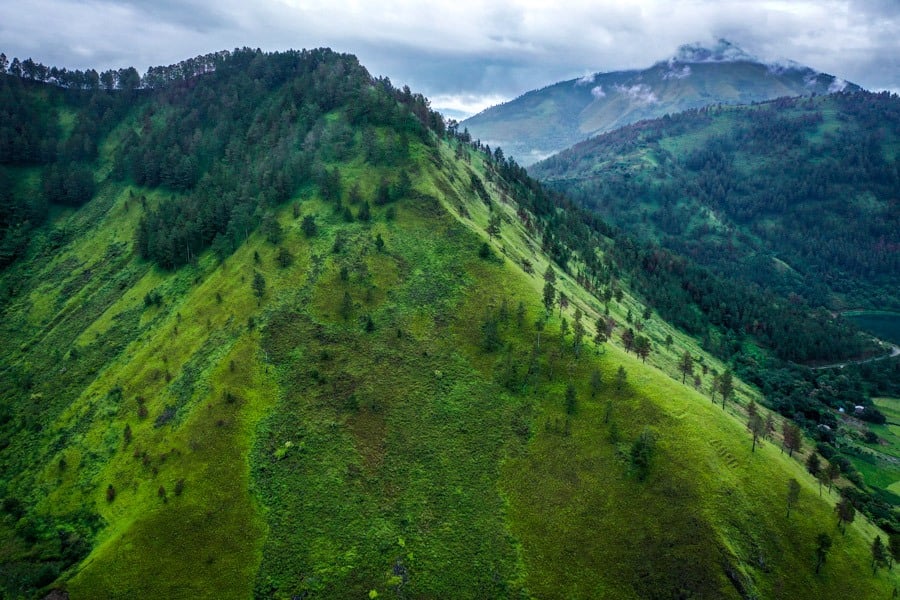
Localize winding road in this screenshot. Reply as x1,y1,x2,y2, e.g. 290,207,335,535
812,344,900,370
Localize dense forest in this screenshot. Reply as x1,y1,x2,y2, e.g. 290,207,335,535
532,92,900,311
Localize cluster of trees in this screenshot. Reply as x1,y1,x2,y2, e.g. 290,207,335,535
536,92,900,311
125,48,443,268
0,52,140,91
1,46,449,271
0,67,135,267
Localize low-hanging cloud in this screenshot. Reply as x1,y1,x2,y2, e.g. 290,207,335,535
663,63,692,80
614,83,658,104
591,85,606,99
828,77,848,93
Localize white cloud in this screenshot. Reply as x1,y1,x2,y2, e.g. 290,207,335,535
428,93,510,119
591,85,606,99
828,77,848,92
663,64,692,79
0,1,897,101
614,83,658,104
576,72,596,85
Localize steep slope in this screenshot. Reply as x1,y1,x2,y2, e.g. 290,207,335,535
531,92,900,313
462,39,860,165
0,51,895,599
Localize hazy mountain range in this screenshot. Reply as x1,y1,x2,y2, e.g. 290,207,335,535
463,39,861,165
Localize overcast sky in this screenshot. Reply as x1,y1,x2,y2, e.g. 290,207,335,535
2,0,898,118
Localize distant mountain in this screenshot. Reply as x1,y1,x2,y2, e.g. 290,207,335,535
531,91,900,311
463,39,861,165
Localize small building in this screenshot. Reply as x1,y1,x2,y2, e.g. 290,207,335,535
854,405,865,415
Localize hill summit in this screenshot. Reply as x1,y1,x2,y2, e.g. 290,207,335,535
462,39,860,165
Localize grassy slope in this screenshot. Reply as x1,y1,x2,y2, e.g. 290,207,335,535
0,106,895,598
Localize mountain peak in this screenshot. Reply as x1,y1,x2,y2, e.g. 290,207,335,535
671,38,758,63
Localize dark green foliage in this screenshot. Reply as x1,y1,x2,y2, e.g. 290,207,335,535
806,453,821,477
872,536,889,574
630,428,656,481
535,93,900,313
719,369,734,409
678,351,693,384
565,383,577,415
621,327,635,353
481,313,502,352
590,369,603,398
815,532,832,573
339,291,353,321
143,290,163,308
836,496,856,534
542,280,555,313
252,272,266,301
486,213,501,239
154,405,176,428
357,201,371,222
119,48,444,268
634,334,650,363
786,478,801,518
275,247,293,268
42,163,95,207
615,366,627,392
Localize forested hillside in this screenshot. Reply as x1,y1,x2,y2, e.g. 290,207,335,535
0,50,896,599
532,92,900,313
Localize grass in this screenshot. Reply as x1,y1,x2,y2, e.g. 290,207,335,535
1,123,896,599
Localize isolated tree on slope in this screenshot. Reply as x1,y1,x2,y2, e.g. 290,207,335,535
814,532,832,574
835,496,855,534
678,351,693,384
719,369,734,410
786,478,801,518
872,535,889,574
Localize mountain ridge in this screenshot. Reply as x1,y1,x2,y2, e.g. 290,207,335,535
0,50,895,598
462,40,861,165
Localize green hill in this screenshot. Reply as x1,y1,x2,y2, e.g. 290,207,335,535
0,50,895,598
531,92,900,314
462,40,860,166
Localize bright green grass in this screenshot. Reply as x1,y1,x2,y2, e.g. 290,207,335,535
851,398,900,497
1,129,896,598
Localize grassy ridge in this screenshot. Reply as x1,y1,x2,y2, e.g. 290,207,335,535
0,73,895,598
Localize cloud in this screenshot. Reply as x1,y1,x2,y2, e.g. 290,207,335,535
591,85,606,99
428,92,510,119
614,83,658,104
0,1,897,104
576,72,596,85
828,77,848,93
803,72,820,87
663,62,692,79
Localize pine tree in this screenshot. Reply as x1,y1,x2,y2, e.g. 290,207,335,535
678,351,693,384
252,272,266,303
615,366,627,393
815,532,832,574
